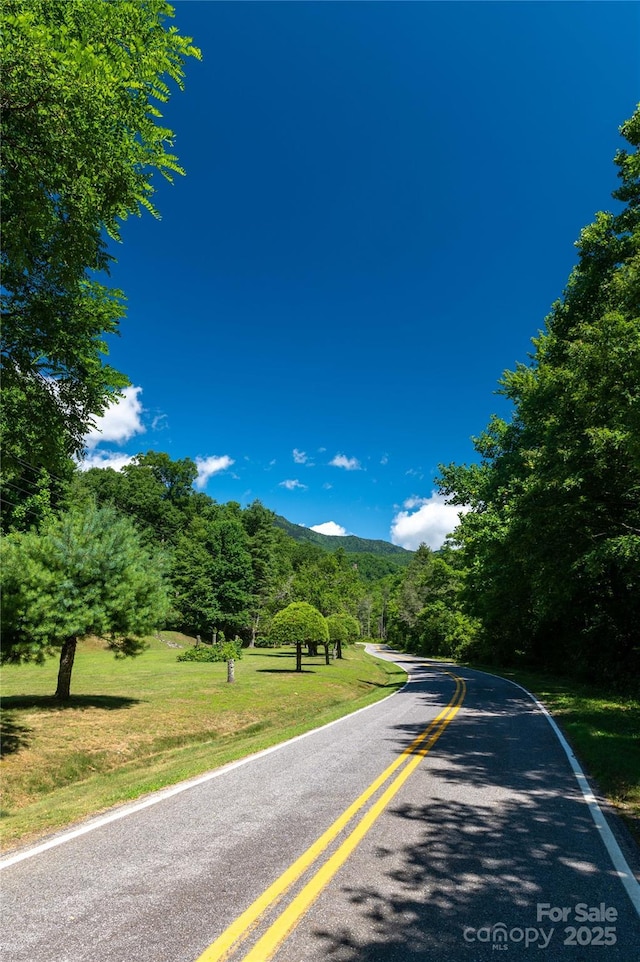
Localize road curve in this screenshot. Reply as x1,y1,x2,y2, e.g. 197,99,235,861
1,647,639,962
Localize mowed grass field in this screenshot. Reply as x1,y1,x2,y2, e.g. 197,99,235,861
0,635,406,851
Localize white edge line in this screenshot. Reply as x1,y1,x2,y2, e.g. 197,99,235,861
465,664,640,919
0,646,409,870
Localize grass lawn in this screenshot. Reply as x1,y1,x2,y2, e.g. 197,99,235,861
0,635,406,851
2,639,637,854
471,664,640,844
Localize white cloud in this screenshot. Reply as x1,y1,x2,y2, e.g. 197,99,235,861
380,454,389,465
310,521,349,537
77,451,135,472
293,448,308,464
84,386,145,449
151,413,168,432
402,495,428,510
195,455,234,489
330,453,361,471
279,479,307,491
390,492,470,551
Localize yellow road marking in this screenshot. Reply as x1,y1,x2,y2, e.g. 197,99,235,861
243,684,465,962
196,667,465,962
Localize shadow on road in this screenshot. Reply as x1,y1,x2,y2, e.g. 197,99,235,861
303,669,640,960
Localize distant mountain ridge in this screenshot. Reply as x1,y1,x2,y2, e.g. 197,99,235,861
273,514,413,559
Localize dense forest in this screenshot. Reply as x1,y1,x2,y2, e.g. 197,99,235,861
1,2,637,698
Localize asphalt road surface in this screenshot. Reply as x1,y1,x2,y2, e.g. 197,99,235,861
2,647,639,962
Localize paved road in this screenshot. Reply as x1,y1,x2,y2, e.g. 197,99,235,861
2,648,639,961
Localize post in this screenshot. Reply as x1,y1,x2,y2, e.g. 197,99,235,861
324,642,330,665
296,642,302,672
227,658,235,683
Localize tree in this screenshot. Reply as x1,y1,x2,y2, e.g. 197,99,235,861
326,613,360,659
269,602,329,672
385,543,477,660
74,451,200,544
170,519,219,639
0,0,200,508
0,500,169,699
242,500,284,646
207,511,254,639
438,107,640,682
290,548,362,616
170,508,254,641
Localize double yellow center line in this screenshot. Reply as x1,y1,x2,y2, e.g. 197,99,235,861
196,666,466,962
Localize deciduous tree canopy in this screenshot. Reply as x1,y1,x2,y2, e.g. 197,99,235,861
0,0,200,516
437,107,640,683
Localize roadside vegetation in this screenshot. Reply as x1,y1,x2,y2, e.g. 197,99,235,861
0,635,406,850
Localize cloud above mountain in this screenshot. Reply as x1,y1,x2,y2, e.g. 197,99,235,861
310,521,349,536
390,492,469,550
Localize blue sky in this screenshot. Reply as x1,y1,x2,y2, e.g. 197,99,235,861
83,0,639,548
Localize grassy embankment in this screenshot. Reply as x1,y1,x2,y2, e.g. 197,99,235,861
0,635,406,851
470,663,640,843
2,638,638,851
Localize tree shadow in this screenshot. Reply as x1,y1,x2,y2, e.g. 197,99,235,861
301,674,640,960
358,679,399,689
0,713,33,756
256,668,317,674
0,694,141,711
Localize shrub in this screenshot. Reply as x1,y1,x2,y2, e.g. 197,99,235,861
177,639,242,663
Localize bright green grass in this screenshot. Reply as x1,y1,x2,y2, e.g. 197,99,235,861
0,636,406,851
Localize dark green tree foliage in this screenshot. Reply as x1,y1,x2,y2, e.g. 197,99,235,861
74,452,200,544
385,544,477,659
208,512,254,638
0,500,169,699
241,501,289,645
0,0,200,516
289,547,362,616
438,108,640,682
170,518,219,638
171,507,254,640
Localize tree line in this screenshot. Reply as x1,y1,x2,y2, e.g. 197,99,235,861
416,107,639,690
0,451,411,698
